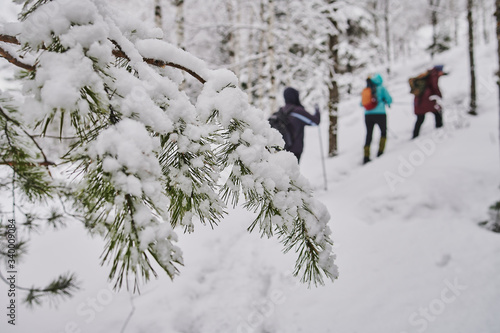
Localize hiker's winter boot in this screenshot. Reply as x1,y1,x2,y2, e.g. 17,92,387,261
363,146,371,164
377,137,386,157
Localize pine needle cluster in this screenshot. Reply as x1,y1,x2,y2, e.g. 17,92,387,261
0,0,338,304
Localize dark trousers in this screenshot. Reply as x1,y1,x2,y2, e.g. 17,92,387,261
413,111,443,138
365,114,387,146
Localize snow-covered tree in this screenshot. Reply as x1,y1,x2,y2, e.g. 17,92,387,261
0,0,338,304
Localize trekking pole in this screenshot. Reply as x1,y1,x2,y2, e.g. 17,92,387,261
317,126,328,191
315,105,328,191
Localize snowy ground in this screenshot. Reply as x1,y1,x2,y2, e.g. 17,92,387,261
1,12,500,333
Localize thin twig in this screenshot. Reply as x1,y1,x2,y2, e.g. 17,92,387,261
111,49,206,84
0,269,33,292
0,46,35,71
0,161,55,166
0,106,55,167
120,292,136,333
0,34,21,45
58,197,86,221
32,134,79,140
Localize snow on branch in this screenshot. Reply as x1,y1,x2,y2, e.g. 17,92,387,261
0,34,20,45
111,47,206,84
0,44,35,71
0,33,206,83
0,0,338,291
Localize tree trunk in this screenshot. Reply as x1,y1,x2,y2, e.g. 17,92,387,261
154,0,162,29
327,6,339,157
384,0,391,74
173,0,185,49
480,0,490,43
284,1,292,86
369,0,380,39
267,0,277,114
245,3,256,103
257,0,266,111
468,0,478,115
495,0,500,166
450,0,459,46
328,70,339,157
429,0,441,59
224,0,240,77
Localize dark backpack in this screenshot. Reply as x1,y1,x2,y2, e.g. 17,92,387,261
409,71,429,97
361,78,378,110
268,107,294,150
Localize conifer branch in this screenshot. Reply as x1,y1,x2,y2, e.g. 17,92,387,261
0,34,206,83
14,205,66,231
0,161,55,166
0,106,54,167
0,0,338,292
110,47,207,84
0,34,21,45
0,45,35,71
0,269,79,308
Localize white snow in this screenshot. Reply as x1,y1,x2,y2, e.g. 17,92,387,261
0,1,499,333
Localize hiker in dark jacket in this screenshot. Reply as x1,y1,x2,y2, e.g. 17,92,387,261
412,65,445,138
280,87,320,162
362,73,392,164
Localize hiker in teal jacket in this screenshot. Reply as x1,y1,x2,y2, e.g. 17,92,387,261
362,73,392,164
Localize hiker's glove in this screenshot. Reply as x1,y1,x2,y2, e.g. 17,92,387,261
429,95,443,110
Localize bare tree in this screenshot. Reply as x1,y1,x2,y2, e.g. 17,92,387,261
256,0,267,111
495,0,500,161
429,0,441,59
154,0,163,28
172,0,185,49
383,0,391,74
479,0,491,43
468,0,478,115
448,0,460,45
326,0,340,157
366,0,381,38
268,0,278,113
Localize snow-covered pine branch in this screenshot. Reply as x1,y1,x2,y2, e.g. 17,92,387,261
0,0,338,291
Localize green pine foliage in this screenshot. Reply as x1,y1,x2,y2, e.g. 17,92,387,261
0,0,338,304
0,95,79,306
479,201,500,233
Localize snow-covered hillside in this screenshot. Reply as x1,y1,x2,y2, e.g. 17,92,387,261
1,13,500,333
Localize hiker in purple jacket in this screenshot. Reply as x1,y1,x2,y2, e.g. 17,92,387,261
412,65,445,138
281,87,320,162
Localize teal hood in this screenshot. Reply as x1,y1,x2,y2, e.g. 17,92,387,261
362,73,392,115
371,73,383,86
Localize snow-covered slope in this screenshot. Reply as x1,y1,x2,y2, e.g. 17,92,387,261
1,26,499,333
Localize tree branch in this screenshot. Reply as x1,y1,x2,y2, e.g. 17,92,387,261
0,161,56,166
0,106,53,167
0,34,206,83
111,49,206,84
0,45,35,71
0,34,20,45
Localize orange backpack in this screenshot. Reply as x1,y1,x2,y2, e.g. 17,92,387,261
361,78,377,110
